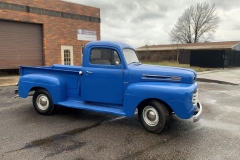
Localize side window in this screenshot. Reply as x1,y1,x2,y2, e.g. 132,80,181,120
113,51,121,65
90,48,121,65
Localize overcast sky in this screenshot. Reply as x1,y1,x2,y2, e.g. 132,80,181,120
63,0,240,48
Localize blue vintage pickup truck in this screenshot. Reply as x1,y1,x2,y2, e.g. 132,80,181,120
16,41,202,133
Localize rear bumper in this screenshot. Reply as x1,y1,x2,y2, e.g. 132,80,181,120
14,83,19,98
193,101,202,122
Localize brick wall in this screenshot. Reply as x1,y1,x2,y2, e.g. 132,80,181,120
0,0,100,66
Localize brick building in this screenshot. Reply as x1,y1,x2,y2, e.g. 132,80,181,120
0,0,100,70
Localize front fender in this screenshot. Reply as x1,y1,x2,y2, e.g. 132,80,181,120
18,74,67,103
123,82,198,118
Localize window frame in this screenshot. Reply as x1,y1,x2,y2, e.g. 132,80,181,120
89,48,122,66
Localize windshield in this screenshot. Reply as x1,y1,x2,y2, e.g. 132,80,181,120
123,49,139,64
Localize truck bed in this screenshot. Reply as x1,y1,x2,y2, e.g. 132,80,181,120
20,64,82,74
20,64,82,98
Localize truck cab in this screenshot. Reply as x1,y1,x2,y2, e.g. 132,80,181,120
17,41,202,133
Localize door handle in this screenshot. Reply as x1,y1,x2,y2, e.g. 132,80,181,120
86,71,93,74
79,71,83,75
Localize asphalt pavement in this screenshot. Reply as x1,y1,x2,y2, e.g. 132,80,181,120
0,69,240,160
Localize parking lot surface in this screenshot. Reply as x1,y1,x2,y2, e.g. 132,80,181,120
0,74,240,159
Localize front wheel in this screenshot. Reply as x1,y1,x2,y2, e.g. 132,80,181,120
32,89,55,115
138,100,169,133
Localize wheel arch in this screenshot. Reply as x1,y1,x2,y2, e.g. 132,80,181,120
137,98,173,114
30,86,48,92
18,74,68,103
20,85,54,99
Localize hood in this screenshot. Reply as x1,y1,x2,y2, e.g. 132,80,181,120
128,64,196,84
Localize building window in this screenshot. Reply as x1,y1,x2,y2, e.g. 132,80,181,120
61,45,73,65
64,49,71,65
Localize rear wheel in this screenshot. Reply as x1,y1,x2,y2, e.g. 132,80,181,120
138,100,169,133
32,89,55,115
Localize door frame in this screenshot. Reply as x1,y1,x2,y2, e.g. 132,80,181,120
61,45,74,65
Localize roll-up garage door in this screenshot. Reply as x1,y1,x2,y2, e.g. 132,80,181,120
0,20,43,69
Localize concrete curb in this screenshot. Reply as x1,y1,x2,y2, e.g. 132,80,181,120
197,69,224,75
197,67,240,75
0,76,19,87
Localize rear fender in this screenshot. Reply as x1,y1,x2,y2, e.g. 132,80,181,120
123,82,197,118
18,74,67,103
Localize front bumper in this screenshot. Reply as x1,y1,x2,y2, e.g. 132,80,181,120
193,101,202,122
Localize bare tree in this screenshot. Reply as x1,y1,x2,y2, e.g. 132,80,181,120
169,2,220,44
144,39,151,47
144,39,151,53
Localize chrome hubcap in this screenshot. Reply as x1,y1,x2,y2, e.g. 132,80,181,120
40,97,47,106
147,111,156,121
36,94,49,111
143,106,159,126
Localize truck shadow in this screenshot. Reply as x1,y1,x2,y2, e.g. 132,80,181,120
56,107,200,135
20,104,200,136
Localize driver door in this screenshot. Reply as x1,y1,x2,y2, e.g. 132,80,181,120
81,47,123,104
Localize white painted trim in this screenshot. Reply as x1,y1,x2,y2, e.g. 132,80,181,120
61,45,74,65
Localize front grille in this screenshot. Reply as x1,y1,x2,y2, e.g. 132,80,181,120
192,89,198,106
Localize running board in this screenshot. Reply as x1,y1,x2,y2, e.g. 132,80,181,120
57,100,126,116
